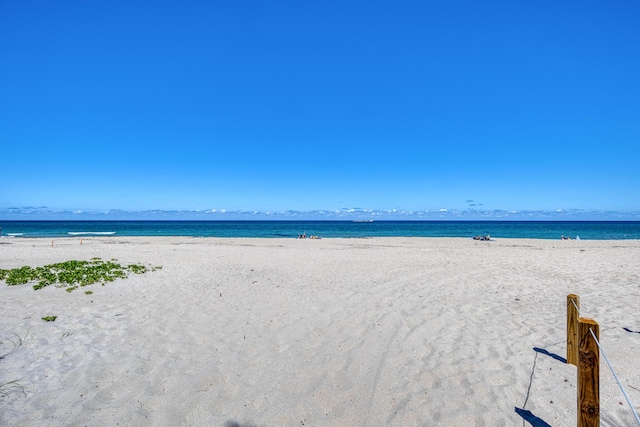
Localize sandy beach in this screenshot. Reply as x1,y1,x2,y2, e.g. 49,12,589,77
1,237,639,426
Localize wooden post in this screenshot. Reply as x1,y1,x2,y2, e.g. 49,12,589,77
578,317,599,427
567,294,580,365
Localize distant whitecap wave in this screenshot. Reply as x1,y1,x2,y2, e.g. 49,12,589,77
6,233,23,236
67,231,116,236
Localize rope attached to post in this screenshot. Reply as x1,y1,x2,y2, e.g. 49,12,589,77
588,328,640,426
571,298,582,316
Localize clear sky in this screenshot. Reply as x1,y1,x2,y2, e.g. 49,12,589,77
1,1,639,220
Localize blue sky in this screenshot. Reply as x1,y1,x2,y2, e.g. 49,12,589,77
1,1,639,220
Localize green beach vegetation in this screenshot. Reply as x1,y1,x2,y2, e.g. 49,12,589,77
0,258,159,292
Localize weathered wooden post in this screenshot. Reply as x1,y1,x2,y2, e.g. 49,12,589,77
578,317,600,427
567,294,580,365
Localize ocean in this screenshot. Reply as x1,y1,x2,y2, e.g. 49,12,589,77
0,220,639,240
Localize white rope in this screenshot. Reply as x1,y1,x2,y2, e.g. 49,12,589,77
588,328,640,425
571,298,582,317
582,282,640,297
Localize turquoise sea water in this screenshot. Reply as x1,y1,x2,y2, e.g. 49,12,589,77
1,221,639,240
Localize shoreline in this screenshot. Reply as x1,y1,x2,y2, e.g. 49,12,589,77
2,237,639,425
3,235,639,241
2,220,639,241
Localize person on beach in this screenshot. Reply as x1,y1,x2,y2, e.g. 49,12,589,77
473,234,491,241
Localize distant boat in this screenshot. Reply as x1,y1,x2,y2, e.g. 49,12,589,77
353,220,374,223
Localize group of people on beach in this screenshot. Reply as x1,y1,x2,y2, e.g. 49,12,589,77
472,234,491,241
297,232,320,239
561,235,580,240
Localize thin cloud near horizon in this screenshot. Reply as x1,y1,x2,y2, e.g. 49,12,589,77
1,206,638,221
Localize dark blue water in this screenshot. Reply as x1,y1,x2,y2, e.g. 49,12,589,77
1,221,639,240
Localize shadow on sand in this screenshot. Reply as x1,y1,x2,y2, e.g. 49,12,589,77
533,347,567,364
225,421,257,427
515,407,552,427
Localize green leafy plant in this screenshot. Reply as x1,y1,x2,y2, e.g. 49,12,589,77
41,316,57,322
0,258,155,291
0,266,37,285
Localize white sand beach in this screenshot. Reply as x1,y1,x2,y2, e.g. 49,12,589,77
1,237,639,426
